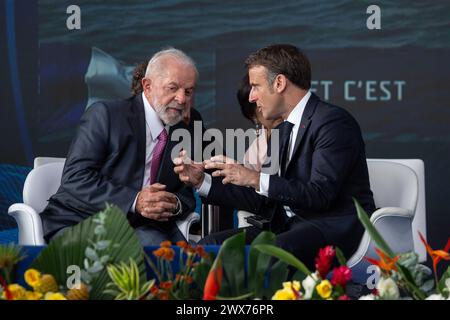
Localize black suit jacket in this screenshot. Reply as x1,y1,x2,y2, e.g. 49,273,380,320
204,93,375,255
41,95,196,242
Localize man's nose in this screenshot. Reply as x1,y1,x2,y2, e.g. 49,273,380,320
176,89,186,105
249,88,257,103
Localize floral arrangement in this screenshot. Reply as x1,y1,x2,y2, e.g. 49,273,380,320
145,240,212,300
1,202,449,300
271,246,352,300
353,200,450,300
0,268,89,300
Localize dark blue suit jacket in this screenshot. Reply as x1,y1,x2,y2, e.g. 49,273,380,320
204,93,375,256
41,95,196,242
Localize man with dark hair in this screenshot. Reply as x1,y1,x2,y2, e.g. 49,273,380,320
174,44,375,267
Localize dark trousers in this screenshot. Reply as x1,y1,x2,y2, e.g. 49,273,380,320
198,216,328,270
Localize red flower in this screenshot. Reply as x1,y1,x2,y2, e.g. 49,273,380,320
331,265,352,289
315,246,336,279
0,274,12,300
203,259,223,300
338,295,351,300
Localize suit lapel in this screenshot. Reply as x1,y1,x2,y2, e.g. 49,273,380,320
285,93,320,172
128,95,147,187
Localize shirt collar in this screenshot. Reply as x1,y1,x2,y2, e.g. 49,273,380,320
286,90,311,127
142,92,165,141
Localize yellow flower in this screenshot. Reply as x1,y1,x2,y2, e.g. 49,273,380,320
24,268,42,288
25,291,43,300
2,284,26,300
34,274,58,293
44,292,67,300
272,288,297,300
282,281,301,292
316,280,333,299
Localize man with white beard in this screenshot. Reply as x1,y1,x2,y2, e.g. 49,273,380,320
41,48,198,246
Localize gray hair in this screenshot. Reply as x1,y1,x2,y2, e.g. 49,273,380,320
145,47,198,79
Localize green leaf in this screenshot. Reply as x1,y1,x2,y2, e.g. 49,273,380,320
248,231,276,297
397,264,426,300
353,198,395,257
254,244,311,276
335,247,347,266
354,199,427,300
215,231,246,297
31,204,145,300
438,266,450,294
264,260,289,299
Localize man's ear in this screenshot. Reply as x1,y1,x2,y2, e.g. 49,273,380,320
142,77,151,94
274,74,287,93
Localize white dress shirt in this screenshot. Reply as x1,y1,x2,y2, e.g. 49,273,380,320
197,91,312,219
131,93,181,214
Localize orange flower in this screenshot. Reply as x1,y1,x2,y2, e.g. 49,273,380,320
158,291,169,300
153,247,175,261
153,247,166,258
365,248,399,273
195,246,208,259
160,241,172,248
164,248,175,261
419,232,450,284
176,241,188,249
150,284,159,295
203,259,223,300
160,281,173,290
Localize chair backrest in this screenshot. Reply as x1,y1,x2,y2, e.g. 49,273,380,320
22,159,65,214
367,159,426,261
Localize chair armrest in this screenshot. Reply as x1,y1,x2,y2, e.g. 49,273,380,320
8,203,46,246
348,206,414,282
176,212,200,242
370,206,414,222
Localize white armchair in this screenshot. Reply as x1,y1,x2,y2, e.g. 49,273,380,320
348,159,426,283
237,159,427,283
8,157,200,245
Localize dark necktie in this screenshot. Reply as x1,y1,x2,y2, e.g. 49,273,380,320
276,121,294,177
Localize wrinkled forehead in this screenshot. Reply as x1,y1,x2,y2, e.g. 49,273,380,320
158,57,197,87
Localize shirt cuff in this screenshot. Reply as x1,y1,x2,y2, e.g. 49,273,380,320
173,196,183,216
257,173,270,197
131,193,139,213
196,173,212,197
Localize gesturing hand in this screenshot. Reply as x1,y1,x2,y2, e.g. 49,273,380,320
173,150,205,188
136,183,178,221
204,155,260,189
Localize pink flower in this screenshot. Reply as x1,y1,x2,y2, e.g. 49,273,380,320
338,295,351,300
331,265,352,289
315,246,336,279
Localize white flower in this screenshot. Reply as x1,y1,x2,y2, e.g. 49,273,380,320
425,294,445,300
302,272,318,299
376,277,400,300
359,294,377,300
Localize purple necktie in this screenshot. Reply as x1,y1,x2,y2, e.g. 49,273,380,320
149,128,168,185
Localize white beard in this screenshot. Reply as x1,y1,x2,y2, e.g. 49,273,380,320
152,97,184,126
